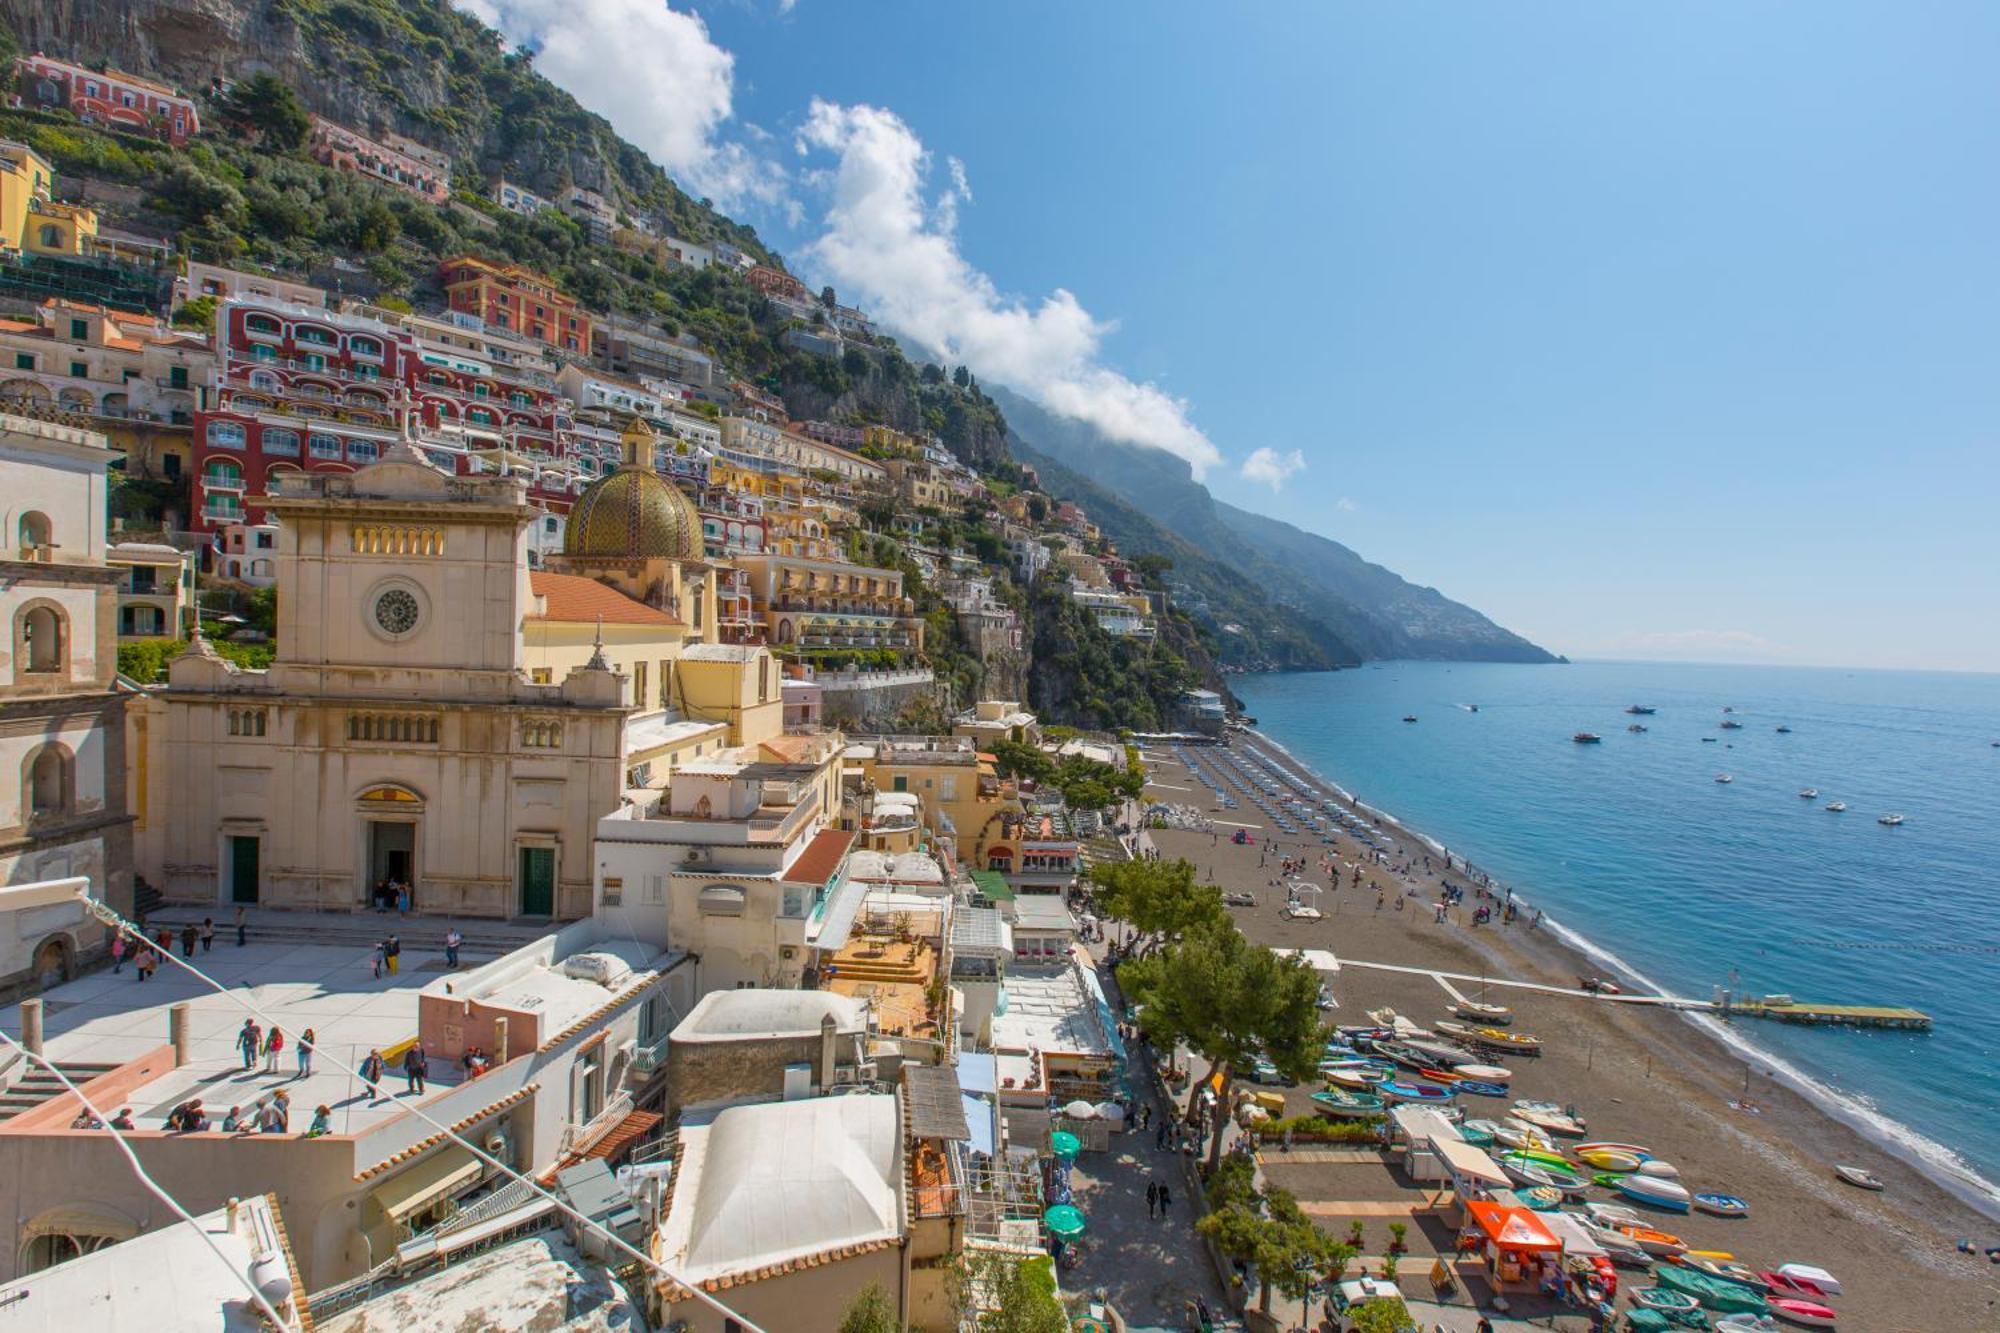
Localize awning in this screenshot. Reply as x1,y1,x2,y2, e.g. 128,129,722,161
1464,1199,1562,1252
18,1202,140,1242
1540,1209,1605,1258
960,1093,996,1156
1432,1136,1509,1188
807,871,870,952
372,1146,482,1222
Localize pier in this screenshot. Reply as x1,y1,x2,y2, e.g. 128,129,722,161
1721,997,1933,1031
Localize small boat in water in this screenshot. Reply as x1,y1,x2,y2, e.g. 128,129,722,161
1626,705,1657,715
1833,1163,1882,1190
1720,719,1744,730
1824,801,1846,812
1877,812,1905,826
1798,788,1818,799
1401,715,1418,723
1775,725,1792,733
1628,723,1648,733
1573,732,1603,744
1715,773,1734,783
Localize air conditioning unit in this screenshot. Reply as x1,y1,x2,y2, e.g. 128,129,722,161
832,1061,879,1087
780,946,797,960
684,847,708,865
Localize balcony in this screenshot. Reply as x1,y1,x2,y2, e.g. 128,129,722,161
201,472,246,491
202,502,246,523
629,1033,670,1078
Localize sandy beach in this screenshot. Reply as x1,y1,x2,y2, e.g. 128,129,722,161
1141,730,2000,1331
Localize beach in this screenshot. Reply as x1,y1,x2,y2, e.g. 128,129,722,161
1141,728,2000,1331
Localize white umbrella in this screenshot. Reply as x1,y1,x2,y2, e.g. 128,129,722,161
1064,1100,1097,1120
1095,1102,1126,1123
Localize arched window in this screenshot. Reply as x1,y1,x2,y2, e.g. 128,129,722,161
202,459,242,488
27,745,69,817
245,314,282,336
348,335,382,359
206,419,246,449
37,223,62,249
21,605,63,672
249,370,278,392
18,510,51,555
263,428,300,457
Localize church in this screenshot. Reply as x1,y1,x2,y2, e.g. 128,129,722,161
133,419,781,920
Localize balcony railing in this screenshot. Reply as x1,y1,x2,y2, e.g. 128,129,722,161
629,1034,670,1078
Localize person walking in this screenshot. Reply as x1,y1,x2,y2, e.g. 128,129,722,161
403,1042,428,1096
360,1049,385,1100
306,1105,332,1138
110,932,126,975
238,1019,261,1071
370,940,385,980
234,906,248,948
136,944,156,982
297,1027,315,1079
200,917,215,953
262,1025,284,1074
444,927,462,969
180,923,198,958
1146,1181,1159,1218
1157,1182,1171,1216
384,934,401,976
397,883,411,916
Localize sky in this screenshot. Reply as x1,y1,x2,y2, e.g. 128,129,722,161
462,1,2000,672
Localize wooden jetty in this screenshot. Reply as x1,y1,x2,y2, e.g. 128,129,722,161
1723,996,1932,1031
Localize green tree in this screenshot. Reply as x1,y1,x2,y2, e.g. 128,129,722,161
1088,858,1224,948
219,73,311,150
837,1282,897,1333
170,295,218,331
987,737,1053,784
1199,1184,1349,1319
1346,1300,1413,1333
1118,919,1325,1169
946,1250,1066,1333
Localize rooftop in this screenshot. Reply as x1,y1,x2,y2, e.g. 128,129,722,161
1010,895,1077,934
527,571,680,626
657,1094,902,1288
990,956,1116,1059
672,989,868,1043
318,1229,640,1333
845,849,945,886
821,928,942,1040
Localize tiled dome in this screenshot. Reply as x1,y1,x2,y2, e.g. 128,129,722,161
562,417,701,561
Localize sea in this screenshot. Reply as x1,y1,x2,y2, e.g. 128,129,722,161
1231,659,2000,1219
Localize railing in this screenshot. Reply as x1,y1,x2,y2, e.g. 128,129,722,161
558,1089,634,1159
629,1033,670,1077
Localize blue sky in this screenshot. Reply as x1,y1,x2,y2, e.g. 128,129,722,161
471,1,2000,671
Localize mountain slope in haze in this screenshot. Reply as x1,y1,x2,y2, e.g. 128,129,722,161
990,386,1560,665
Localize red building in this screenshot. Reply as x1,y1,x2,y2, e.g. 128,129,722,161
307,115,451,204
16,55,199,145
439,256,592,352
745,264,809,304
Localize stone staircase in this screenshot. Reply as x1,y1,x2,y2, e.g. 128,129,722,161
135,907,556,965
825,942,931,986
0,1059,122,1122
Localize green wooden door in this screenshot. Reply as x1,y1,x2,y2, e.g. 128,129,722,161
229,836,260,904
518,846,556,917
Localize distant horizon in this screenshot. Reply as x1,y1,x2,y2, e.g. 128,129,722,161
1262,657,2000,680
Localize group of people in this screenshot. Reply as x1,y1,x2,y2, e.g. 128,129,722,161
236,1019,317,1078
358,1042,430,1099
84,1090,331,1138
110,909,255,981
371,878,415,915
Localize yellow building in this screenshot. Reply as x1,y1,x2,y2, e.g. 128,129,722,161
0,141,97,256
848,736,1021,865
105,540,194,639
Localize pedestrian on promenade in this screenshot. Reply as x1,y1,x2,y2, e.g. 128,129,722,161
262,1025,284,1074
396,883,410,916
238,1020,261,1070
1146,1181,1159,1218
371,941,385,979
297,1028,315,1079
403,1042,428,1095
200,917,215,953
235,906,247,947
444,927,462,969
1158,1182,1172,1216
361,1049,385,1100
110,932,126,974
181,923,197,958
135,944,156,981
385,934,401,976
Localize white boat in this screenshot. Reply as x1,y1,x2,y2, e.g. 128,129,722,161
1877,813,1905,826
1715,773,1734,784
1715,1317,1780,1332
1492,1119,1554,1152
1511,1104,1587,1137
1833,1163,1883,1191
1616,1172,1693,1211
1451,1000,1513,1024
1454,1063,1512,1083
1775,1263,1841,1297
1798,788,1818,799
1824,801,1846,812
1584,1200,1645,1228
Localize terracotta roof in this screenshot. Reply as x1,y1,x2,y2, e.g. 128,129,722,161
528,571,681,626
352,1081,540,1181
757,735,816,763
781,828,854,887
656,1236,900,1302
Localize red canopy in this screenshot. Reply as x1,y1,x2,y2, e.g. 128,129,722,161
1464,1199,1562,1252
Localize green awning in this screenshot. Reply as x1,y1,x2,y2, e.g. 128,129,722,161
970,870,1013,902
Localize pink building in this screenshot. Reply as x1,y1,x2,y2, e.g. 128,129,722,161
307,115,452,204
16,55,199,145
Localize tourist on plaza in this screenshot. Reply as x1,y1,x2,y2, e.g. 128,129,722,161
306,1105,332,1138
373,878,390,914
1157,1182,1171,1215
70,1108,102,1129
200,917,215,952
371,940,385,979
109,1108,135,1131
403,1042,428,1095
238,1020,262,1070
395,882,411,916
180,923,198,958
221,1106,243,1133
135,944,156,981
360,1049,386,1100
444,927,463,969
235,906,248,947
110,932,126,974
1146,1181,1159,1218
297,1028,316,1078
385,934,402,976
262,1025,285,1074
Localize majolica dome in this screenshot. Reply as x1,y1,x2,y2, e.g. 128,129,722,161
562,418,702,561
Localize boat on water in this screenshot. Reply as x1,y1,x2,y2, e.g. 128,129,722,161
1833,1163,1882,1190
1693,1192,1750,1218
1715,773,1734,783
1626,705,1657,715
1451,1000,1513,1024
1701,736,1718,742
1573,732,1603,744
1309,1088,1386,1119
1401,715,1418,723
1627,723,1648,733
1775,725,1792,733
1878,812,1905,826
1720,719,1744,730
1617,1173,1693,1212
1766,1297,1838,1328
1824,801,1847,812
1798,788,1818,799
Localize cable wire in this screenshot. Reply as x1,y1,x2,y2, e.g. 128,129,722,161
0,1029,300,1331
81,898,767,1332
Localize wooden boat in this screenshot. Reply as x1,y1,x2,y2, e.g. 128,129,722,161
1767,1297,1837,1327
1617,1173,1693,1212
1654,1263,1770,1316
1714,1317,1780,1332
1499,1152,1590,1192
1322,1064,1392,1089
1310,1088,1386,1119
1454,1062,1512,1083
1577,1147,1647,1172
1580,1219,1655,1268
1378,1079,1454,1104
1471,1026,1542,1052
1832,1163,1883,1191
1577,1140,1652,1159
1404,1038,1479,1066
1451,999,1513,1024
1616,1223,1688,1258
1693,1192,1750,1218
1458,1119,1495,1147
1635,1158,1683,1180
1494,1119,1554,1151
1515,1185,1563,1211
1629,1288,1703,1317
1511,1104,1587,1137
1584,1200,1645,1228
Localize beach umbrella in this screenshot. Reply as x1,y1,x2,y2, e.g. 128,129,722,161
1050,1130,1081,1160
1044,1204,1087,1239
1094,1101,1125,1123
1064,1100,1097,1120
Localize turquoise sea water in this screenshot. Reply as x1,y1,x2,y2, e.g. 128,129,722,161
1232,660,2000,1215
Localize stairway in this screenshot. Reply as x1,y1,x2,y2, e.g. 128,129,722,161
825,943,931,985
135,908,555,965
0,1060,122,1122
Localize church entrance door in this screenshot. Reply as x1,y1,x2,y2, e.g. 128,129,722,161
517,846,555,917
368,820,416,909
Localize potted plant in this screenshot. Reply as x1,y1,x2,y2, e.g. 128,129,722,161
1348,1219,1366,1249
1387,1222,1407,1255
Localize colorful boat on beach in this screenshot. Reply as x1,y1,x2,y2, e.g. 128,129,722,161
1451,1000,1513,1024
1511,1102,1587,1136
1577,1141,1652,1159
1681,1257,1769,1293
1453,1079,1509,1098
1766,1297,1838,1327
1310,1088,1386,1119
1629,1288,1704,1318
1693,1192,1750,1218
1494,1119,1556,1151
1617,1172,1694,1212
1615,1223,1688,1258
1577,1147,1647,1172
1378,1079,1455,1104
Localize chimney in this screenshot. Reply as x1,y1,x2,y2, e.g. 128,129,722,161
20,999,43,1057
494,1016,510,1065
819,1012,838,1089
170,1003,191,1065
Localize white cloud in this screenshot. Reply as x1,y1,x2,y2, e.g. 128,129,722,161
457,0,784,211
795,100,1224,478
1240,447,1306,491
1336,496,1358,512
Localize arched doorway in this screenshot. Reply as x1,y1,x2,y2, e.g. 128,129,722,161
18,1203,139,1273
357,784,424,910
30,935,71,990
